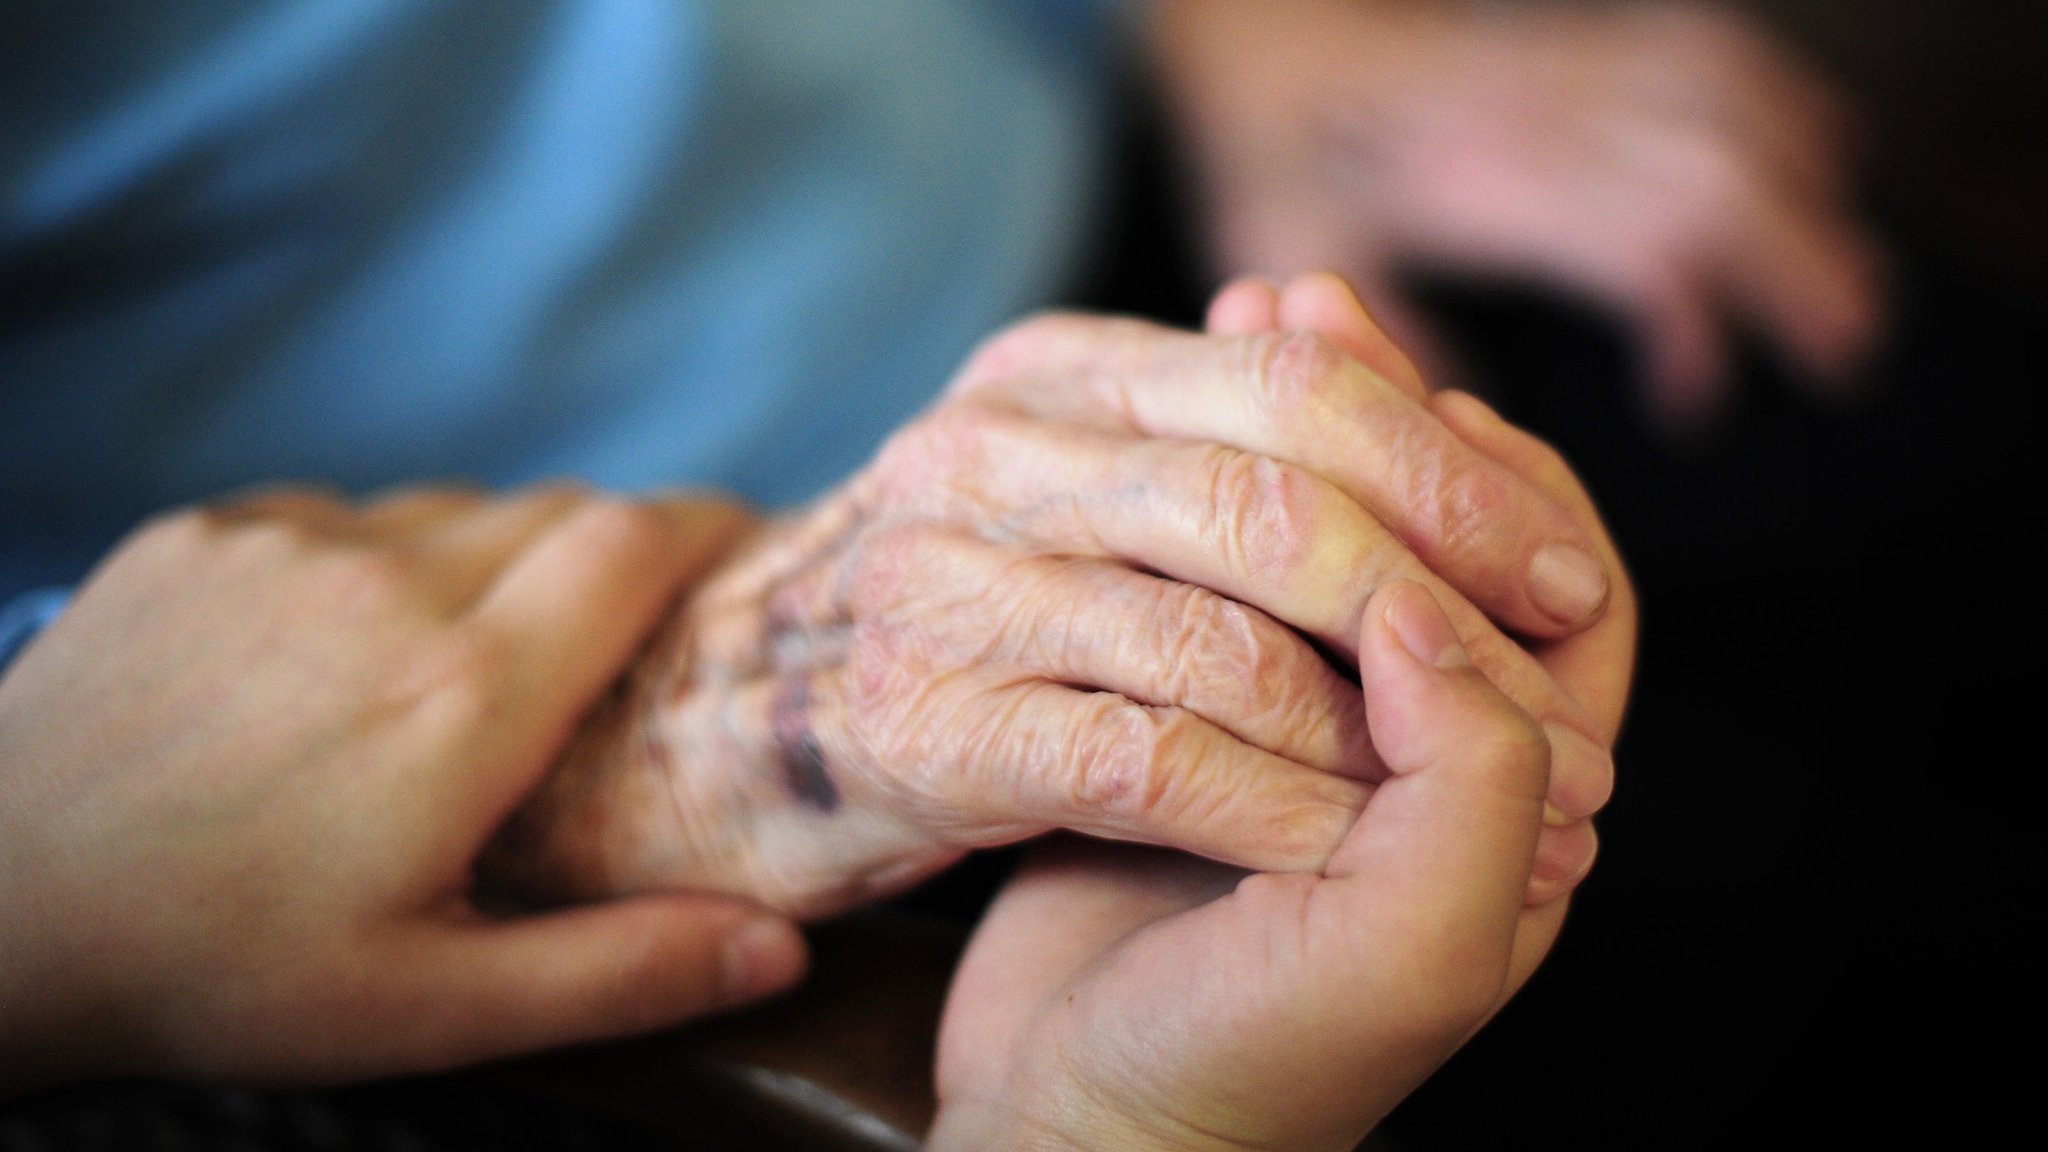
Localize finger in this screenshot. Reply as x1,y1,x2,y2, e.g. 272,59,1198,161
463,496,708,808
950,317,1613,636
1431,390,1635,744
1527,817,1597,906
1251,278,1634,745
1716,182,1886,394
835,403,1613,815
770,669,1372,875
1625,257,1731,431
1205,277,1281,335
1325,579,1554,951
637,489,756,583
379,898,806,1074
851,409,1387,657
845,408,1402,658
829,408,1612,817
353,485,489,535
1202,582,1557,1119
307,483,598,616
1602,116,1880,414
203,484,354,530
422,479,592,578
1275,271,1429,399
799,528,1374,777
1621,2,1855,202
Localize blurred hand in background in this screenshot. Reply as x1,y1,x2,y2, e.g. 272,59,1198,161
1149,0,1886,430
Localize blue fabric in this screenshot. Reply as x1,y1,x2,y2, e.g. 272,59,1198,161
0,588,70,677
1,1,1118,602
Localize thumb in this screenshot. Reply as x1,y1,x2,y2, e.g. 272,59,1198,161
387,896,807,1072
1221,580,1556,1139
1321,581,1550,1017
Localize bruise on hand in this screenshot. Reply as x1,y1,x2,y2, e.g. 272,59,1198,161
771,677,841,813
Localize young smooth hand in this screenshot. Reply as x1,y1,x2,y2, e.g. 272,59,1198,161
0,486,807,1094
927,581,1562,1151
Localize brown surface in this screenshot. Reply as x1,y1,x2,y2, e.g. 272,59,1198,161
466,911,963,1151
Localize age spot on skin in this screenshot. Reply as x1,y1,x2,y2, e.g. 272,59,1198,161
772,679,841,812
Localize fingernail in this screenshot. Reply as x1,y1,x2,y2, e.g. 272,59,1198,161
1386,582,1470,669
1542,801,1572,827
1527,542,1610,626
1542,721,1615,820
723,918,806,1003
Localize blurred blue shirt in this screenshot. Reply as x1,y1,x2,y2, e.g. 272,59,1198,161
0,0,1116,602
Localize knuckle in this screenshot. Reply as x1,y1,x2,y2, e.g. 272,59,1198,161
1397,440,1513,560
950,311,1087,395
507,478,595,519
306,540,416,609
843,616,926,714
1194,446,1317,588
985,554,1070,660
562,496,674,559
1070,701,1200,821
1150,583,1278,702
873,403,993,491
838,521,929,618
1246,330,1352,424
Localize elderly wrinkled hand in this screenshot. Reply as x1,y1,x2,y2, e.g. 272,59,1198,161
1151,0,1885,429
486,278,1628,919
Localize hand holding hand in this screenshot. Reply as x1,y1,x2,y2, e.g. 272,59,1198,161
927,581,1560,1151
0,487,807,1093
921,272,1634,1150
489,288,1628,919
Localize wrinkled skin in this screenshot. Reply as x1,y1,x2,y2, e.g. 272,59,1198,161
929,585,1560,1152
925,276,1638,1151
487,277,1634,919
1150,0,1885,428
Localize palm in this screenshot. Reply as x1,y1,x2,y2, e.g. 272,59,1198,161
934,841,1241,1141
935,833,1567,1151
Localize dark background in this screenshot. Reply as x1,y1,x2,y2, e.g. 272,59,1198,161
1050,4,2046,1143
1373,1,2046,1145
